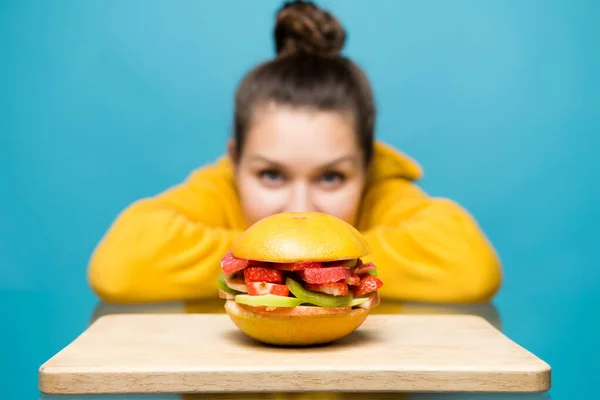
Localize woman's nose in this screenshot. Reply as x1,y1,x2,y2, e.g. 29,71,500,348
283,183,316,213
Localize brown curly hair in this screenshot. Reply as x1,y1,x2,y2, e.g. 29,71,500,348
233,0,376,165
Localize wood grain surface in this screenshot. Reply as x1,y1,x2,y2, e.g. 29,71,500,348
38,314,550,395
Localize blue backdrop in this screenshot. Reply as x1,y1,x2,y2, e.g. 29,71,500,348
1,0,598,398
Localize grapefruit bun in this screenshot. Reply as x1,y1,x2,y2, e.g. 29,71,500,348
217,212,383,346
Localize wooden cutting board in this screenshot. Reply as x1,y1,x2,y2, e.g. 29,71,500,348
38,314,550,395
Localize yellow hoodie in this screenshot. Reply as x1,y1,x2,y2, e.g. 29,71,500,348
88,142,502,304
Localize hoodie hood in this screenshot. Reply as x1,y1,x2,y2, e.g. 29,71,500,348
367,141,423,184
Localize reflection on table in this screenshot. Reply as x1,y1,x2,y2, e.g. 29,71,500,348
89,297,503,332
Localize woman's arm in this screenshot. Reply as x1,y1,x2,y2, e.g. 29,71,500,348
87,162,244,303
358,179,502,303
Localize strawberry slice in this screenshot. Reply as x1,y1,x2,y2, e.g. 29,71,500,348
354,262,376,275
352,275,383,296
220,251,249,275
299,267,352,284
272,261,322,271
244,267,284,284
345,274,360,286
305,282,349,296
246,282,290,296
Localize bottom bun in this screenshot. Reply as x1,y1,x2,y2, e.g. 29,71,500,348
224,300,369,346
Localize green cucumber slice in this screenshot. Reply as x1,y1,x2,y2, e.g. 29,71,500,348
286,278,354,308
235,294,304,307
217,273,240,295
349,297,369,307
367,269,378,277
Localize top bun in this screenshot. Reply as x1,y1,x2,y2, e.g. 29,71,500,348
274,0,346,57
232,212,371,262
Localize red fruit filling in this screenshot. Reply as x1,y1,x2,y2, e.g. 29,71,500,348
299,267,352,284
220,251,249,275
352,275,384,297
353,262,376,275
220,250,382,303
345,274,361,286
272,261,322,271
243,266,284,284
246,282,290,297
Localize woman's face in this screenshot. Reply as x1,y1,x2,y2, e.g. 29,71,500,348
231,104,368,227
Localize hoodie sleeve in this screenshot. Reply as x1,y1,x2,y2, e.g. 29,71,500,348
87,164,243,304
358,179,502,303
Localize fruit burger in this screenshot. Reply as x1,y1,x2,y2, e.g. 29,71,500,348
217,211,383,346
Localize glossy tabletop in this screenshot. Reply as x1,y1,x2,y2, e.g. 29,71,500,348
9,292,583,400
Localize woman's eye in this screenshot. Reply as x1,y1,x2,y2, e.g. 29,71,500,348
258,170,284,185
319,172,345,187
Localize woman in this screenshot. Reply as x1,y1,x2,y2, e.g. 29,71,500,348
88,0,502,304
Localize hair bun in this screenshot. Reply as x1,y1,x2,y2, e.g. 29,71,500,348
274,0,346,57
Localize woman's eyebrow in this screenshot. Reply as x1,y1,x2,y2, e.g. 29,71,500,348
247,155,284,167
247,154,356,169
320,155,356,169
